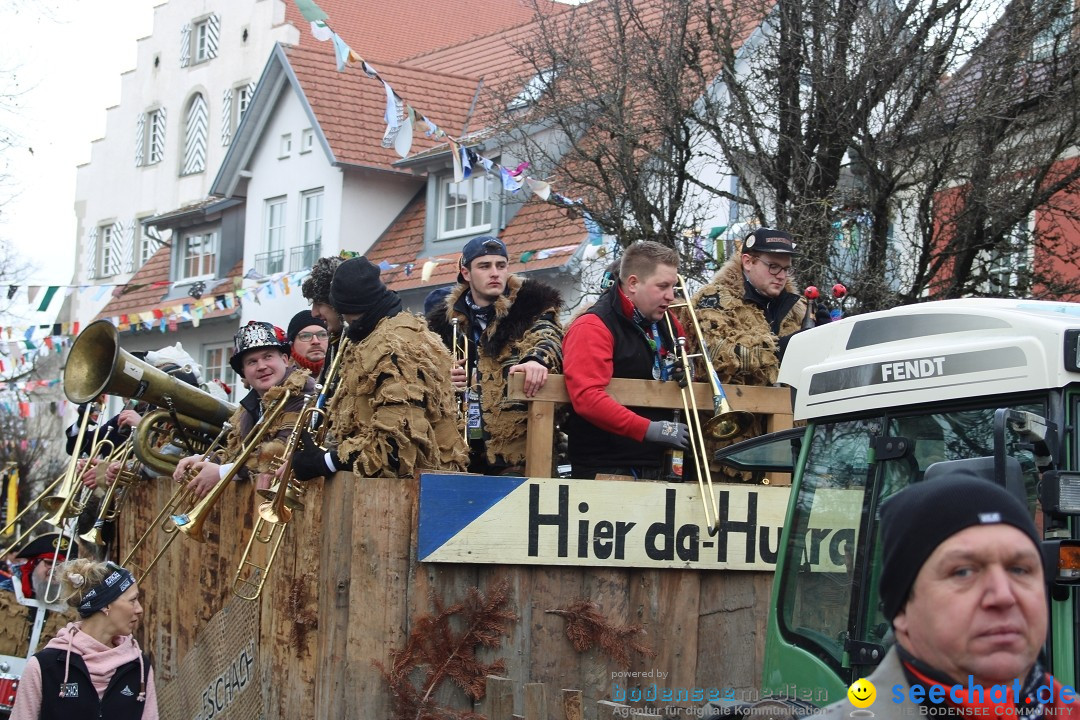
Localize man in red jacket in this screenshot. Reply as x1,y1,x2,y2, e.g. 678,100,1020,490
562,240,689,480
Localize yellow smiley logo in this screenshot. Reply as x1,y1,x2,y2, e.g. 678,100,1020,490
848,678,876,709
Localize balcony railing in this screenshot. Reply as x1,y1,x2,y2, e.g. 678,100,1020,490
289,242,321,272
255,249,285,275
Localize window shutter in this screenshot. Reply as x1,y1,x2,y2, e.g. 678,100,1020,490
206,14,220,60
85,227,98,281
151,108,167,163
106,222,123,276
135,113,145,166
122,220,136,273
183,94,208,175
179,23,191,68
221,88,233,146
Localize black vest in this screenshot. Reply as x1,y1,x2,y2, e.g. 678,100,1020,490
566,286,677,469
35,647,150,720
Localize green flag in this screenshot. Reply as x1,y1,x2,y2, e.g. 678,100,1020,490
36,286,59,311
294,0,329,22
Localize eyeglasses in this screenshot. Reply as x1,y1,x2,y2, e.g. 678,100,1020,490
754,258,793,277
295,331,329,342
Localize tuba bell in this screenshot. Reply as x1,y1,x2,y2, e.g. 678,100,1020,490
65,320,237,471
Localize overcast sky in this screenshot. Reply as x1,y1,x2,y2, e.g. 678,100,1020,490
0,0,157,306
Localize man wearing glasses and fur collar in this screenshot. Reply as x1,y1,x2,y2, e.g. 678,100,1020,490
690,227,819,386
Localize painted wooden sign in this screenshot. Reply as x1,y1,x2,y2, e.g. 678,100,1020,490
418,474,857,571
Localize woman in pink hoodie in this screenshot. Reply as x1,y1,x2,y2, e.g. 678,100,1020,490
10,558,158,720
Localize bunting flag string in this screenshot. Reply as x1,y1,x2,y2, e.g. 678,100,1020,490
291,0,579,206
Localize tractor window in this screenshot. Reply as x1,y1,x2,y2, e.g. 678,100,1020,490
777,403,1044,677
778,418,876,666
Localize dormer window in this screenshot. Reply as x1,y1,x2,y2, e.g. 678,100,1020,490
438,174,493,240
507,68,557,111
177,230,218,281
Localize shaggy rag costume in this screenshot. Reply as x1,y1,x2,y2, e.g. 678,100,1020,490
222,367,316,478
11,623,158,720
690,255,806,386
331,313,467,477
318,256,467,478
427,275,563,469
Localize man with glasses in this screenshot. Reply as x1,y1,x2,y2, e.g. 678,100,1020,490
690,227,811,386
287,309,329,376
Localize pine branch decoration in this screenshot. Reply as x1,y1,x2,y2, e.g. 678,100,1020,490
288,573,318,658
376,578,518,720
547,598,656,668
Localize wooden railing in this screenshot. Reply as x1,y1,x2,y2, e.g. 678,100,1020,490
507,374,794,477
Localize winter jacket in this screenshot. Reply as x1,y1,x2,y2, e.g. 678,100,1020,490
563,283,683,470
689,256,807,385
426,276,563,467
221,367,316,480
11,622,158,720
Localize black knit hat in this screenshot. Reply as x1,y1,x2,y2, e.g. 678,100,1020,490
287,310,326,343
329,257,387,315
879,459,1040,621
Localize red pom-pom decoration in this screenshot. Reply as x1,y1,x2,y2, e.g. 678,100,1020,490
804,286,820,300
832,284,848,299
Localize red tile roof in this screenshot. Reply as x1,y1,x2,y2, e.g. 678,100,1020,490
94,247,241,327
285,45,480,171
285,0,564,63
365,191,586,293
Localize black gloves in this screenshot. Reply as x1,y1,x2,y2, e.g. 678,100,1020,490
291,431,337,481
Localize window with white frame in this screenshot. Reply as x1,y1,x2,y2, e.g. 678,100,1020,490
438,174,493,239
301,189,323,247
982,213,1036,295
136,108,166,166
265,197,286,252
98,223,119,277
193,16,219,64
258,197,287,275
279,133,292,159
203,344,237,401
182,93,208,176
300,128,315,154
178,231,217,280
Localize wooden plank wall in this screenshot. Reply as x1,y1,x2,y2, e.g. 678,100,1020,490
119,474,774,719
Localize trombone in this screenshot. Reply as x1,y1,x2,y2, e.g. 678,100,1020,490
663,317,721,531
233,393,319,601
170,389,296,543
0,401,107,559
670,274,755,441
121,423,231,583
79,433,140,547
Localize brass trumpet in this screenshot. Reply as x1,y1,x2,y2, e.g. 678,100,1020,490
451,317,470,442
671,274,755,441
0,402,106,559
233,394,319,601
310,327,350,445
79,434,140,546
171,389,295,543
121,423,231,583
